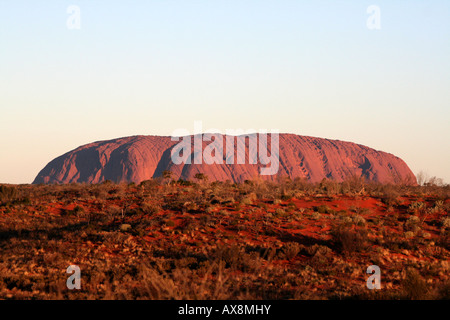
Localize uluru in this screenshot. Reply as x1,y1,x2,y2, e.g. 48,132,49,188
33,133,416,185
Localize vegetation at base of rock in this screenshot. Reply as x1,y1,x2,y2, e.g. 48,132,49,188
0,178,448,300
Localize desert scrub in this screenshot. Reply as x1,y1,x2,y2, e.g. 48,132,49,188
200,215,216,228
297,207,307,214
308,245,333,268
90,186,109,200
380,186,401,206
214,245,262,272
287,202,297,210
282,242,301,260
218,210,230,216
141,202,162,215
441,217,450,229
433,200,445,211
240,193,256,205
335,209,348,217
331,224,369,255
2,181,450,300
0,185,18,205
106,205,122,219
274,208,286,218
340,216,353,225
293,192,304,199
204,205,215,214
422,232,432,239
165,220,175,227
314,205,332,214
353,215,367,226
402,268,429,300
404,231,415,239
356,207,373,215
62,205,85,218
305,244,332,257
437,230,450,250
120,224,132,232
182,201,199,213
257,202,268,210
319,178,340,196
311,212,322,220
405,215,421,232
238,251,263,272
408,201,426,215
0,185,30,206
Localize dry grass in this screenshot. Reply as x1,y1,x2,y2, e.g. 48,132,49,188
0,179,449,300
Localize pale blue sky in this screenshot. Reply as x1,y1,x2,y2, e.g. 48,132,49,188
1,1,449,184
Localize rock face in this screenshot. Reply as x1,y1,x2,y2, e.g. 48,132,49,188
33,134,417,185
